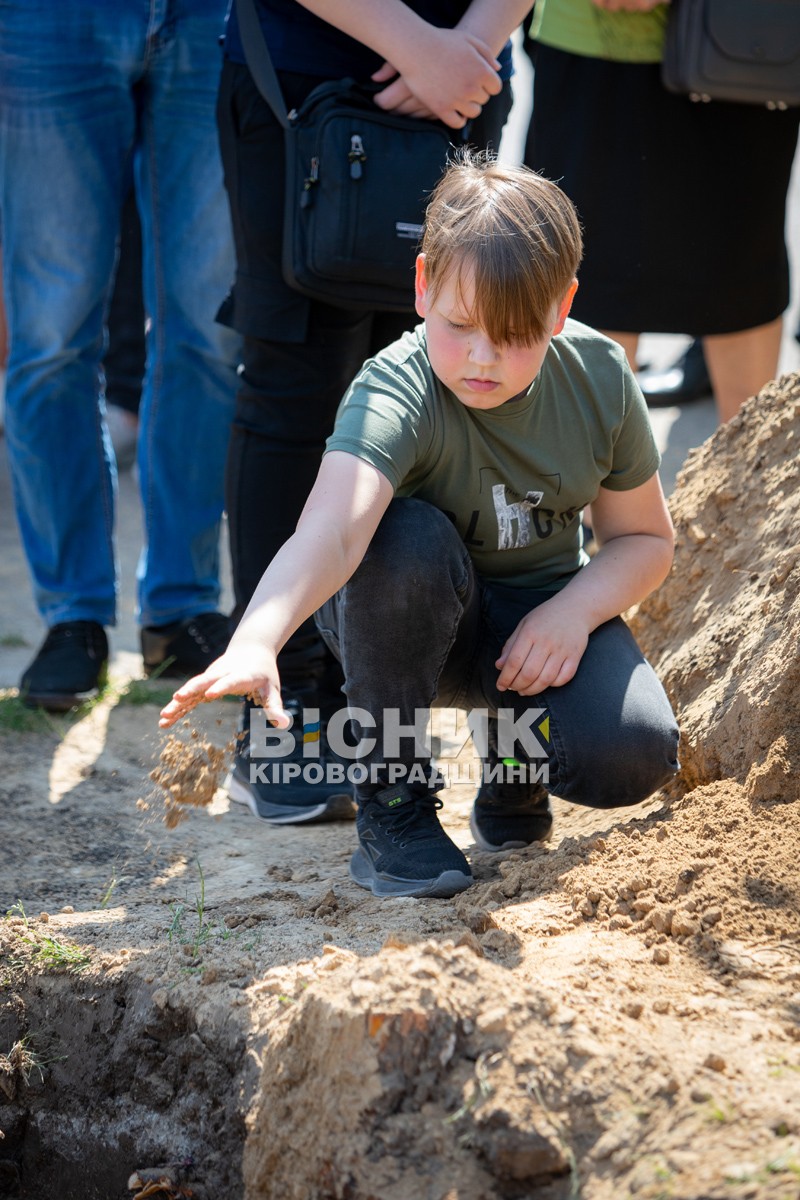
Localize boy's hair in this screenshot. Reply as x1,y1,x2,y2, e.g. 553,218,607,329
421,151,583,345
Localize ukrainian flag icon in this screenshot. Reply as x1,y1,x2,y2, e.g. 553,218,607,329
303,720,321,756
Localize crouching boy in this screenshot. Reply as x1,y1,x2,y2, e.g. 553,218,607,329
160,153,679,899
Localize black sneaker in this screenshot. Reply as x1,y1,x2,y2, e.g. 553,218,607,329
140,611,231,678
471,720,554,852
471,780,553,852
350,782,473,899
226,699,356,825
19,621,108,712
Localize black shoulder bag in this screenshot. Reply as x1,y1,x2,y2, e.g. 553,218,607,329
661,0,800,109
236,0,463,311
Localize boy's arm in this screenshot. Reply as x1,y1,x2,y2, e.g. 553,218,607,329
496,474,674,696
288,0,529,127
159,451,393,728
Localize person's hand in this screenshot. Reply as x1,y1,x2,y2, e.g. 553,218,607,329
370,61,436,120
158,643,290,730
371,27,501,128
495,598,590,696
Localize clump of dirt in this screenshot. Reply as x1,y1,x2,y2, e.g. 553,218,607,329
629,373,800,798
244,941,573,1200
149,728,232,827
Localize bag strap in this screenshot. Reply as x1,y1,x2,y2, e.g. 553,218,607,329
235,0,291,130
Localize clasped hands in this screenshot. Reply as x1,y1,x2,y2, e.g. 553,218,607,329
370,25,502,128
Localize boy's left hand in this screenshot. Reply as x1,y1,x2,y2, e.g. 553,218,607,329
495,598,590,696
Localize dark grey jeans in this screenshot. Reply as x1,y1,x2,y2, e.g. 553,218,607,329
316,498,679,809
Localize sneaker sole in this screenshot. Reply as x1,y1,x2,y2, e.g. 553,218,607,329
20,661,108,713
469,809,553,853
20,687,102,713
227,772,355,825
349,847,472,899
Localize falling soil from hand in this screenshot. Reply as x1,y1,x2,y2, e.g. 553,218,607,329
149,726,233,828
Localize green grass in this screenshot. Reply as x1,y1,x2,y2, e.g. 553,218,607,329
705,1098,736,1125
5,900,91,973
99,874,118,909
116,677,179,708
27,934,91,972
0,693,59,734
114,662,239,709
0,687,110,736
165,860,227,958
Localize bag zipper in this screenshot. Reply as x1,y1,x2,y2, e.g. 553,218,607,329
301,156,319,209
348,134,367,179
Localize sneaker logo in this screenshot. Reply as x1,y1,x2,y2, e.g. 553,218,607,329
387,795,405,808
359,834,381,865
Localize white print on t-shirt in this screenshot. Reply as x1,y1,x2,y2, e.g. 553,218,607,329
492,484,545,550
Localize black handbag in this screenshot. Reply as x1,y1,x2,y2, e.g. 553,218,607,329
236,0,462,311
661,0,800,109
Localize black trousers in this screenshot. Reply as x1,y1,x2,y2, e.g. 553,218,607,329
216,60,513,698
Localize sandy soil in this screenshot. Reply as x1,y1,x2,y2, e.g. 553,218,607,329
1,376,799,1200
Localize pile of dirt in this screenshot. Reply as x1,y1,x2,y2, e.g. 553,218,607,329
244,940,575,1200
629,373,800,800
242,929,800,1200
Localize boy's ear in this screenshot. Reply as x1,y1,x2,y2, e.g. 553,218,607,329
414,254,428,319
553,279,579,336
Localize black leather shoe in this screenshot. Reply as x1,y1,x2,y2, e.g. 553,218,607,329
141,611,231,678
20,621,108,711
637,339,712,406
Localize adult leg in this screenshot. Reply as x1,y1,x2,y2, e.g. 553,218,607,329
703,318,783,424
135,2,239,635
104,185,145,472
0,2,136,631
217,64,383,699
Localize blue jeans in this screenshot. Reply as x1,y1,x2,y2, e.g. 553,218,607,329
317,499,680,809
0,0,238,628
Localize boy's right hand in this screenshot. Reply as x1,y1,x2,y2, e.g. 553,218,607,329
158,645,290,731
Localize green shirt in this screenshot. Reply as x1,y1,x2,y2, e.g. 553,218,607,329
325,319,661,591
531,0,668,63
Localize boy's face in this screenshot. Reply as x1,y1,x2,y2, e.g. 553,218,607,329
415,256,577,411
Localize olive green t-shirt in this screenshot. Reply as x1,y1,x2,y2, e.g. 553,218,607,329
325,320,660,591
531,0,668,63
